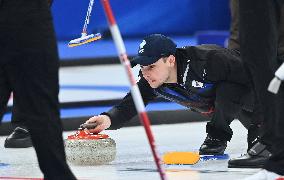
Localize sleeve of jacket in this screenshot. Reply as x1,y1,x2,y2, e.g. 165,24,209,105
101,72,157,129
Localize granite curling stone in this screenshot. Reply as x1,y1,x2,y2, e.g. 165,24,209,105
65,128,116,165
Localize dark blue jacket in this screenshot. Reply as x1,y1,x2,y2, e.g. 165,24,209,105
103,44,253,129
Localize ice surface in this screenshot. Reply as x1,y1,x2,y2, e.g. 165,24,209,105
0,121,261,180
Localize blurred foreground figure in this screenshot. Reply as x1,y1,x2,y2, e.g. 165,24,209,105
229,0,284,179
0,0,76,179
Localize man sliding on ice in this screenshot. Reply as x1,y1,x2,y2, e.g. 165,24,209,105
82,34,263,156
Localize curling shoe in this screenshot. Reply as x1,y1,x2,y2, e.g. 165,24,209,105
199,134,227,155
228,142,271,168
4,127,33,148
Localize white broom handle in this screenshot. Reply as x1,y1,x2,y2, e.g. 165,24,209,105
82,0,95,34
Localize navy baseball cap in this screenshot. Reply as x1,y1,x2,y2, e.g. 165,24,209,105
132,34,177,66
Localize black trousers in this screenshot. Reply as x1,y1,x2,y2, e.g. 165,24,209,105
206,82,259,142
229,0,284,58
0,0,76,179
204,47,259,142
0,95,26,129
239,0,284,175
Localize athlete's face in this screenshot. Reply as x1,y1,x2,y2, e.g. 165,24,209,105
140,57,172,88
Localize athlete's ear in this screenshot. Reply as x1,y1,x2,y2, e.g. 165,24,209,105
168,55,176,66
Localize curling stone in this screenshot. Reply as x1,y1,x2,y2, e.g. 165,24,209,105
65,128,116,165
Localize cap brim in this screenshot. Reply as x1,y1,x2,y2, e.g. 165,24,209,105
131,56,159,66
